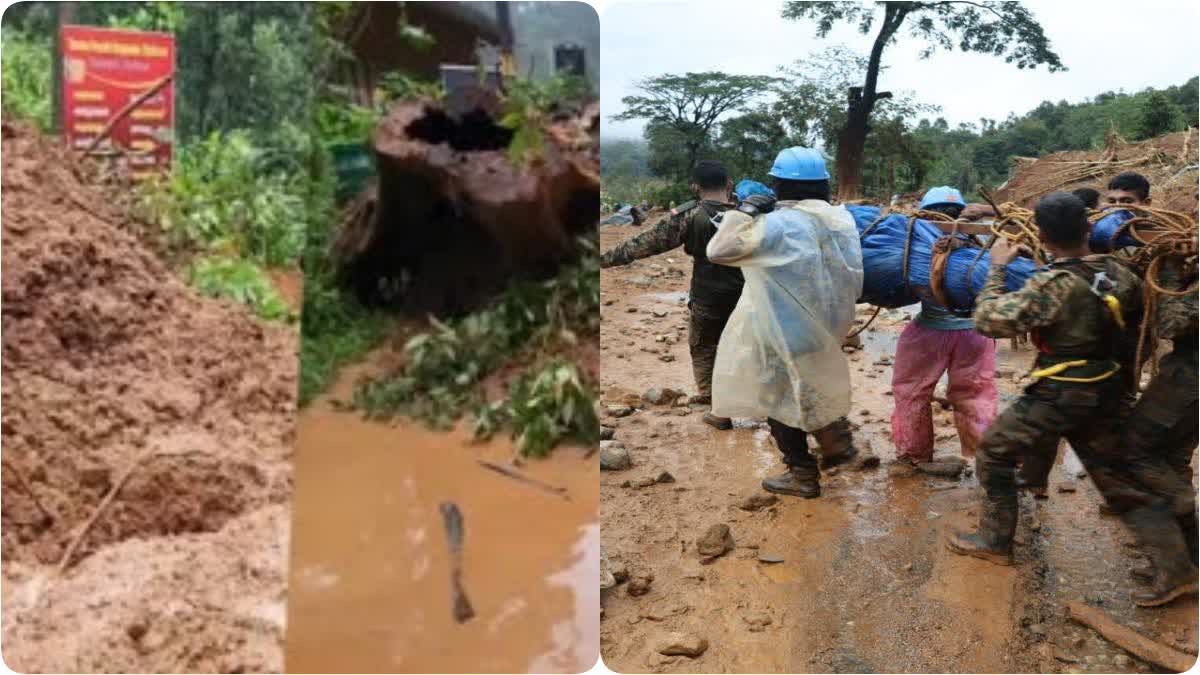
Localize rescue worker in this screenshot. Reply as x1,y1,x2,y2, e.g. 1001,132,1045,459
1122,245,1199,569
891,187,998,467
1106,171,1152,206
707,147,876,499
1072,187,1101,209
600,160,741,430
1017,173,1151,501
947,192,1197,608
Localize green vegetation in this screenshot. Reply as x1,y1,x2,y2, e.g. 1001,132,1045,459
604,69,1199,205
135,129,307,266
185,255,292,322
0,29,53,130
353,243,600,457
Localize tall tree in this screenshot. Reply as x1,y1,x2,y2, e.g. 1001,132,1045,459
1137,90,1182,140
782,1,1064,200
613,71,780,179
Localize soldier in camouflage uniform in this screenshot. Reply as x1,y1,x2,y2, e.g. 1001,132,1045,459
947,192,1197,608
1017,173,1150,499
1123,255,1199,568
600,160,741,430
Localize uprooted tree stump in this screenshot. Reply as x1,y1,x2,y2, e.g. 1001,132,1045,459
333,98,599,315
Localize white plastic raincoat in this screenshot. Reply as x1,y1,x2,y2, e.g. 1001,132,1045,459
706,200,864,430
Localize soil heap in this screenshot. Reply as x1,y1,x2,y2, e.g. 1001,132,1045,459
1,121,298,673
995,129,1199,215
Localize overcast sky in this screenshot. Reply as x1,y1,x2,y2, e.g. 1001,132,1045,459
598,0,1200,141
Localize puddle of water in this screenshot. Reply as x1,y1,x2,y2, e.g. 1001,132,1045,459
285,359,598,673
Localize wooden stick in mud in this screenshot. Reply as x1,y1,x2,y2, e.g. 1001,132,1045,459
439,502,475,623
1066,601,1195,673
2,458,56,526
476,459,570,501
81,74,173,157
56,449,212,574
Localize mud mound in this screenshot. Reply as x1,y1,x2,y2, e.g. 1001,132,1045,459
1,505,289,674
1,121,297,671
994,129,1199,214
333,99,600,315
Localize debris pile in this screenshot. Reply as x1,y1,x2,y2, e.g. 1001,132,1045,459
995,129,1199,215
0,121,297,673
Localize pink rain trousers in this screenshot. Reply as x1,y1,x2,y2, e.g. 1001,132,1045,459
890,322,998,461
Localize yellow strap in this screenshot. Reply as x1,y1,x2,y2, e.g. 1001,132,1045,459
1030,359,1121,383
1102,294,1126,330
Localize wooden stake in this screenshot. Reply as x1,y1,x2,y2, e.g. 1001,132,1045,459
1066,601,1196,673
81,74,173,157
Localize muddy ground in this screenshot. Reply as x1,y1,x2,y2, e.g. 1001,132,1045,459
1,123,297,672
284,345,599,673
598,219,1198,673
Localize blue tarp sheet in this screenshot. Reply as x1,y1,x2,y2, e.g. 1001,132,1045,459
845,205,1136,310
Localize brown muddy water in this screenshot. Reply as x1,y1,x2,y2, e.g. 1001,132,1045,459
285,356,599,673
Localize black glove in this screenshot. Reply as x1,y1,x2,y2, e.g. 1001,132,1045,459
737,194,776,217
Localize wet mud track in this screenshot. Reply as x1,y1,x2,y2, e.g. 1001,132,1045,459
598,222,1197,673
285,351,599,673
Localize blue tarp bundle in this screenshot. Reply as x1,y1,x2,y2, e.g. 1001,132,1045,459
845,205,1135,310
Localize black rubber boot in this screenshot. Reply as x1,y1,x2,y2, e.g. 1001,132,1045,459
945,503,1017,566
762,467,820,498
1122,507,1199,607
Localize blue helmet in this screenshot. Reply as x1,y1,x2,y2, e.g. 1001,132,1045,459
767,147,830,181
920,186,965,210
734,179,776,203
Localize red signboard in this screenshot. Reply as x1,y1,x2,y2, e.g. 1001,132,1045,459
60,25,175,179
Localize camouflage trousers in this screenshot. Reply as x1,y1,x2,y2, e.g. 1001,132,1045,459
688,299,737,400
1125,347,1199,479
1015,391,1136,489
979,377,1187,518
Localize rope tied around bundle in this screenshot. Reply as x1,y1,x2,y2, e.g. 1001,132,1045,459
973,191,1198,387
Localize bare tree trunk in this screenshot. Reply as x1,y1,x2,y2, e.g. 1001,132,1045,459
835,3,906,201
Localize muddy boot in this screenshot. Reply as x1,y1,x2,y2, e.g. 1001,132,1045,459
1130,558,1155,582
1133,564,1199,607
762,467,820,499
813,419,878,471
702,413,732,430
916,457,967,478
1123,507,1200,607
820,445,880,471
945,503,1017,566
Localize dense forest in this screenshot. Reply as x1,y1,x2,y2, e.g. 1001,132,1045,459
602,67,1198,206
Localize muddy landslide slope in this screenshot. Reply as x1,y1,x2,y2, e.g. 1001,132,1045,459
0,121,297,673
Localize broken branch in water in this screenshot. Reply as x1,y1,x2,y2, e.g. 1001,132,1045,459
439,501,475,623
1066,601,1195,672
476,459,570,500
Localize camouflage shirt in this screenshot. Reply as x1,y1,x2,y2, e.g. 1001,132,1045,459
600,199,743,308
1153,257,1198,344
973,265,1075,338
974,255,1142,357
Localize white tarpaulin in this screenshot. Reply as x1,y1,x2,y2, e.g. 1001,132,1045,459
706,200,864,430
